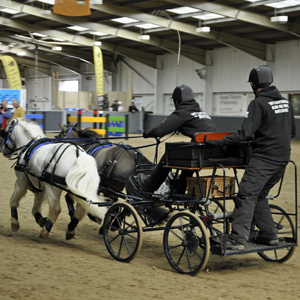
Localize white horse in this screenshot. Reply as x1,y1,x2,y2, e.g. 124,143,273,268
0,119,107,239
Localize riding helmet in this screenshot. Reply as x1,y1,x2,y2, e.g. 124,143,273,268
248,65,273,88
171,85,194,105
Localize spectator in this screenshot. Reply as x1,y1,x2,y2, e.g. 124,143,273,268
111,99,119,111
12,99,25,120
103,93,109,111
118,101,125,112
0,99,12,151
128,100,139,113
0,99,12,129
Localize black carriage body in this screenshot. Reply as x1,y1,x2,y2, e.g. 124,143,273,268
165,141,252,168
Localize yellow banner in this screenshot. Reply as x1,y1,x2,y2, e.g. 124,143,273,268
53,0,91,17
0,56,22,89
93,46,104,97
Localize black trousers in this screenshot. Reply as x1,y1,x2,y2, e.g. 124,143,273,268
231,157,286,243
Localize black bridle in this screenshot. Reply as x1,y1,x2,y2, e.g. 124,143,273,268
3,121,35,157
55,127,74,139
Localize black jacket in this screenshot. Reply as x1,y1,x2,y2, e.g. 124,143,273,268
145,99,218,138
103,97,109,109
129,105,139,112
217,86,296,162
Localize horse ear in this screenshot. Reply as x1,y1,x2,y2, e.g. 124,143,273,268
59,123,67,130
74,123,79,130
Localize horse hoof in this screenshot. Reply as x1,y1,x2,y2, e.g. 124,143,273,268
66,230,75,240
11,223,20,232
38,217,47,228
39,228,49,238
11,218,20,232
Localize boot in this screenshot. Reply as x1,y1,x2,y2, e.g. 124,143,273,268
137,173,165,193
137,159,170,193
173,174,187,194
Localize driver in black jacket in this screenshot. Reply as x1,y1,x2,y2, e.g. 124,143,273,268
137,84,219,194
206,65,296,251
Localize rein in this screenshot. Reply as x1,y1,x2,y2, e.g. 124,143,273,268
56,130,177,165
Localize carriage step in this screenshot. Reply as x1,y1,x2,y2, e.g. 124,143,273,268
210,235,297,256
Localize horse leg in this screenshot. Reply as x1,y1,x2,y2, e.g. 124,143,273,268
66,199,86,240
10,174,28,232
65,193,75,220
39,187,62,238
32,192,47,228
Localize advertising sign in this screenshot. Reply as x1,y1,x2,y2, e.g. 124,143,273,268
213,93,248,116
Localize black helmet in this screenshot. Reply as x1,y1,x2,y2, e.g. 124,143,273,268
171,85,194,105
248,65,273,88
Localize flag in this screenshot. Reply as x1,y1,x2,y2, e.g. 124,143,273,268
0,56,22,89
53,0,91,17
93,46,104,103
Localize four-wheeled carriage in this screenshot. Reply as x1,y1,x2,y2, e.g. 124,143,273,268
101,132,298,275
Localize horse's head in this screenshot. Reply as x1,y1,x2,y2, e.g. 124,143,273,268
2,119,45,158
56,123,99,139
56,123,79,139
1,119,21,157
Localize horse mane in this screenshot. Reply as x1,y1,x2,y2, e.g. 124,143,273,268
18,121,46,139
77,128,100,138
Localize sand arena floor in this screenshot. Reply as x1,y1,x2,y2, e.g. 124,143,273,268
0,132,299,300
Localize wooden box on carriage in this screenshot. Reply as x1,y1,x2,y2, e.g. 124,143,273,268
187,176,235,198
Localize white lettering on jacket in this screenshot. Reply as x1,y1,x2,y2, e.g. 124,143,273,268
191,112,211,119
268,99,289,114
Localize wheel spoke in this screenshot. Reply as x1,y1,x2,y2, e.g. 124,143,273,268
176,248,186,266
122,235,132,256
118,235,125,257
184,246,193,272
169,228,184,242
108,232,120,244
187,244,203,260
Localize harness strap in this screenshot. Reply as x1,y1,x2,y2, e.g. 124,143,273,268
14,164,44,192
99,147,127,179
42,143,78,185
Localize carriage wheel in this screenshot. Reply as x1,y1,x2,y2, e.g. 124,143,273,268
257,204,296,263
163,211,210,275
103,202,143,263
200,200,231,237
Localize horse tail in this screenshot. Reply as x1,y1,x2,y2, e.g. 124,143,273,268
65,152,107,220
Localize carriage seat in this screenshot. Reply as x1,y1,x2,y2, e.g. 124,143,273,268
164,132,252,169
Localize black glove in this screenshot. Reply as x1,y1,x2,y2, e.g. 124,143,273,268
143,131,150,138
205,139,219,147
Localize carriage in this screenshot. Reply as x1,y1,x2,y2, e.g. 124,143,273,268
97,131,298,275
1,120,297,275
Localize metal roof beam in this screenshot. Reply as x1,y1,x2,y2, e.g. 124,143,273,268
0,1,203,65
0,46,52,76
165,0,300,38
0,14,157,69
90,3,266,60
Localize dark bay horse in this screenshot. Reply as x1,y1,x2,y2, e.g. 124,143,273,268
56,123,154,200
56,123,169,226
